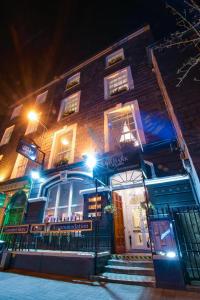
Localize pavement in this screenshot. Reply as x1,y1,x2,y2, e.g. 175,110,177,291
0,271,200,300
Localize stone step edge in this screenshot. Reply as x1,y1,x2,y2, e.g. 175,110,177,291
91,275,155,287
105,265,154,271
108,259,153,264
111,255,152,261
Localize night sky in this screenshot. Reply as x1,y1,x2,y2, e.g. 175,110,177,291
0,0,178,112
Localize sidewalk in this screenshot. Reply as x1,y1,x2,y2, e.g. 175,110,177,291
0,271,199,300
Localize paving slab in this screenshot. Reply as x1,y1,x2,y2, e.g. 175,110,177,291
0,271,200,300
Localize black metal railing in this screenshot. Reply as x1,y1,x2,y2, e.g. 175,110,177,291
147,205,200,283
2,222,112,254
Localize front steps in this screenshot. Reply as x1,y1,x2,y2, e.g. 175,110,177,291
93,254,155,287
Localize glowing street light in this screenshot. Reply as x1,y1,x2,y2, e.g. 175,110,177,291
28,111,39,122
85,153,97,169
31,170,40,180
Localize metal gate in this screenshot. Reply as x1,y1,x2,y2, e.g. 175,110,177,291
172,206,200,283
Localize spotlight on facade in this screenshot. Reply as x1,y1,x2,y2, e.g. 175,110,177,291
31,170,40,180
84,153,97,169
166,251,176,258
28,111,39,122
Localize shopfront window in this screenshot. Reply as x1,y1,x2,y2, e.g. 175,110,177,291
45,178,94,221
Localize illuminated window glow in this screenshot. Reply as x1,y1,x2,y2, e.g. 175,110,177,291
0,125,15,146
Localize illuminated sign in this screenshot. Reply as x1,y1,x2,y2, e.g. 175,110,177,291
17,138,45,165
2,225,29,234
30,224,46,233
49,220,93,233
17,139,37,162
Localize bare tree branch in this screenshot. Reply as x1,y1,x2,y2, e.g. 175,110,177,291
155,0,200,86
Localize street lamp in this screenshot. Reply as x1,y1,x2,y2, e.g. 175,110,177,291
28,111,39,122
27,110,47,130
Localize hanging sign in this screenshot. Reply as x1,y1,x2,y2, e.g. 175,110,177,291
16,138,45,165
49,220,93,233
17,139,38,162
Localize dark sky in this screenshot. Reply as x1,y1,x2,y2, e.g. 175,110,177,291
0,0,177,111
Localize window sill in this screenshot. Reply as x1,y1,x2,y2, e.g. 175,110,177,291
57,111,79,122
105,87,133,100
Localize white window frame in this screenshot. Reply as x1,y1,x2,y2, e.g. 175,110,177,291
25,121,39,135
0,125,15,146
104,66,134,99
11,154,28,179
10,104,23,120
58,91,80,121
106,48,124,67
66,73,80,90
48,124,77,169
36,90,48,104
104,100,145,152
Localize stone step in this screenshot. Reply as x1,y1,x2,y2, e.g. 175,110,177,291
111,254,152,261
93,272,155,287
104,265,154,276
108,259,154,268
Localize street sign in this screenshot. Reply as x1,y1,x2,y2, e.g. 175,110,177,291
17,138,45,165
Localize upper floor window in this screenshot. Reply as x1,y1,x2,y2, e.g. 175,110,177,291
11,104,23,120
0,125,15,146
58,92,80,121
36,91,48,104
104,66,133,99
66,73,80,90
106,48,124,67
104,102,145,152
48,125,77,168
25,121,38,135
11,154,28,179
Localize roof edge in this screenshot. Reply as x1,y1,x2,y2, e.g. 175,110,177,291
10,24,150,108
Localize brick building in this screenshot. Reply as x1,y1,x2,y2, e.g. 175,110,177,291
0,25,197,257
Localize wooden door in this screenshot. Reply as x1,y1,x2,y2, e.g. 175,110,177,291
113,192,125,254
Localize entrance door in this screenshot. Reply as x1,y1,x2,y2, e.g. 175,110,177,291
118,187,149,251
126,202,149,251
113,192,126,254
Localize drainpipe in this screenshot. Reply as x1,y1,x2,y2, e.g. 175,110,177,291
147,47,200,203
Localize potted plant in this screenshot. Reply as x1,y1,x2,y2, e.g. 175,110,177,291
110,86,128,96
104,204,116,214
